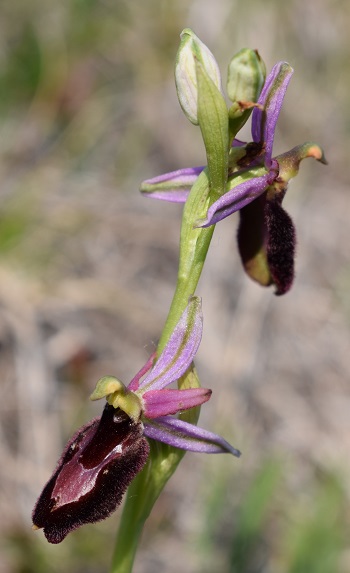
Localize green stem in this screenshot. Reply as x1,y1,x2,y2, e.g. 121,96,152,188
110,171,214,573
110,441,185,573
110,513,143,573
158,169,214,353
157,233,214,353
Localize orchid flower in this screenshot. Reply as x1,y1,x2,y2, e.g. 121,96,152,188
141,62,326,295
32,297,240,544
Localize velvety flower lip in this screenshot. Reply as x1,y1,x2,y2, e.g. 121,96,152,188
32,405,149,544
33,297,240,543
263,192,296,295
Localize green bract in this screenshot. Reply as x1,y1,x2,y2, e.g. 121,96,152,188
196,59,229,199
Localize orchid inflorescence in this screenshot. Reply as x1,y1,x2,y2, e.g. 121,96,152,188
32,28,325,569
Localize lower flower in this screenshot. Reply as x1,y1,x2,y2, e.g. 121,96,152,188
32,297,240,543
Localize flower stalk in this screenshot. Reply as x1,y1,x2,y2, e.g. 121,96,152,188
110,366,203,573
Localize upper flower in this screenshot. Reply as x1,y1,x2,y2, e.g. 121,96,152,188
140,58,326,295
32,297,240,544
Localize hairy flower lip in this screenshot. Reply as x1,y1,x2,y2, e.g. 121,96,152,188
32,405,149,544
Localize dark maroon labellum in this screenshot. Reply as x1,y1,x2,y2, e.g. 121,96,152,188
237,193,273,288
32,404,149,544
264,194,296,295
237,190,296,296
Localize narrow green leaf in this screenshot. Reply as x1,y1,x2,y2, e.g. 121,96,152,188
196,59,229,200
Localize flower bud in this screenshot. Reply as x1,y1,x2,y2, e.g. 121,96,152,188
227,48,266,137
175,28,222,125
227,48,266,106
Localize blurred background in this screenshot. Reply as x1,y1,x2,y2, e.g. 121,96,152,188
0,0,349,571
